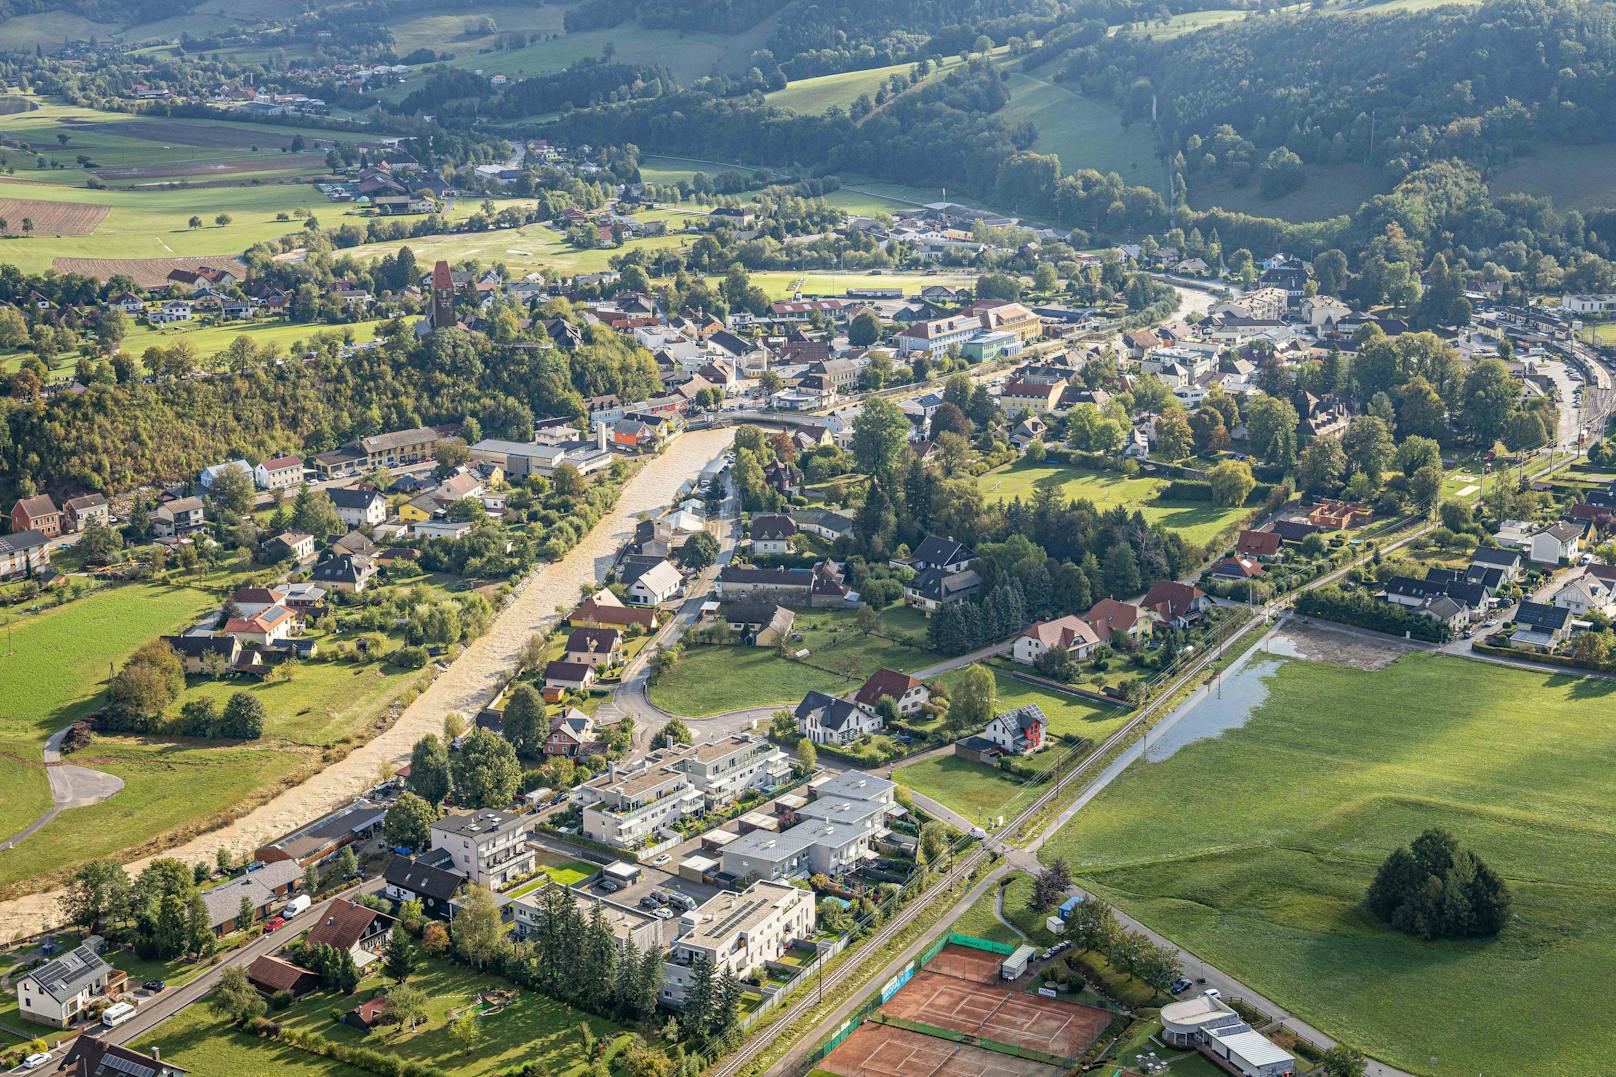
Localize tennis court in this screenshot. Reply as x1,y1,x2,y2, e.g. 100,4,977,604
880,947,1113,1059
821,1023,1059,1077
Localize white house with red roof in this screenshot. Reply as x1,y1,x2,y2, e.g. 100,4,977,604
852,668,930,718
1012,615,1102,666
255,454,305,490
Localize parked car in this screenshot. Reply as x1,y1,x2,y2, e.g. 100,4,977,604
1203,988,1222,1000
1169,978,1192,995
652,854,672,866
142,979,166,992
640,895,661,909
263,915,288,933
654,907,675,919
668,893,697,912
22,1052,50,1069
598,878,623,893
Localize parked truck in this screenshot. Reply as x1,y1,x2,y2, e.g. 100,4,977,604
283,894,312,918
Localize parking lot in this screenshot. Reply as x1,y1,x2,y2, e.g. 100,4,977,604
580,860,722,918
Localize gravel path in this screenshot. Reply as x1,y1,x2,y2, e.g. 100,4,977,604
0,430,733,938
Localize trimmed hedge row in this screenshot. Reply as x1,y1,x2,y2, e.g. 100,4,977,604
1158,479,1275,505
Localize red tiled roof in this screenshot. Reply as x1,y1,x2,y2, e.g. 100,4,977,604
853,668,923,709
305,897,381,952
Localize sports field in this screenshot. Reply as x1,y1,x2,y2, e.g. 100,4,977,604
1043,649,1616,1075
977,463,1249,547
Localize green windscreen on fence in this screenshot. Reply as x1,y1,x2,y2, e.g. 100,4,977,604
947,932,1017,956
919,934,948,966
872,1015,1076,1068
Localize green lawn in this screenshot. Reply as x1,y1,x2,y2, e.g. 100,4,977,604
742,270,978,300
1042,651,1616,1076
264,956,621,1076
896,670,1127,824
651,606,934,717
0,580,220,840
132,1004,371,1076
765,55,970,115
3,317,386,377
977,463,1249,548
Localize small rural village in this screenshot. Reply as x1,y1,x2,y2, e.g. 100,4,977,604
4,2,1616,1077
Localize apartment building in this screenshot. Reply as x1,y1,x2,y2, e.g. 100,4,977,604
429,808,535,888
578,755,704,848
660,882,815,1007
672,734,791,809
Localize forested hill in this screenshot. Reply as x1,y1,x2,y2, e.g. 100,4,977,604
0,0,198,28
1060,0,1616,177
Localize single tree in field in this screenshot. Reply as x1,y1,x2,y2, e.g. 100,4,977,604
21,218,32,235
188,216,202,229
215,213,232,227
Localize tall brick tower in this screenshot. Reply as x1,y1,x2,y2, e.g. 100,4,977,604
430,260,455,330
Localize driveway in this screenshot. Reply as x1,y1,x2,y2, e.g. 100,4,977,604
0,725,124,853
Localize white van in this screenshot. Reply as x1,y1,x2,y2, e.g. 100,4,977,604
101,1002,137,1028
284,894,312,918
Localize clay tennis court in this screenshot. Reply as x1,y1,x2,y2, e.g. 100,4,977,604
821,1024,1059,1077
879,947,1113,1059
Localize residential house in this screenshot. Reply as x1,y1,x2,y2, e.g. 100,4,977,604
563,627,623,668
62,493,109,533
162,633,241,674
717,562,850,608
750,514,798,555
660,883,815,1008
1236,530,1284,560
1085,599,1151,643
152,496,205,537
790,507,854,542
1141,581,1211,628
15,944,120,1028
998,379,1065,416
246,955,322,999
58,1038,187,1076
905,566,982,613
1531,521,1586,565
852,668,931,718
625,558,683,606
1012,615,1102,666
570,589,661,632
763,460,801,499
312,552,376,593
673,734,790,808
430,809,536,889
199,859,304,933
577,755,702,847
1209,555,1264,581
328,486,388,528
723,600,796,646
546,708,597,758
0,530,49,580
200,460,253,491
222,604,298,647
717,816,878,885
1471,546,1524,582
255,455,304,490
981,703,1046,755
10,494,61,537
382,852,467,920
304,898,391,971
264,530,316,563
544,660,598,695
1550,566,1616,617
897,534,973,574
1511,600,1573,651
795,689,880,745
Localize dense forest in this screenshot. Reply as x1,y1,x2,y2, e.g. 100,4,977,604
0,321,660,497
1062,0,1616,179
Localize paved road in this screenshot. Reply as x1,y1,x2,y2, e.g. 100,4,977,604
0,725,125,853
5,879,382,1074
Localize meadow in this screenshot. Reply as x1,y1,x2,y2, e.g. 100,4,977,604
132,1005,369,1076
3,316,387,377
1488,142,1616,213
895,668,1128,824
764,56,968,115
1042,651,1616,1076
742,270,979,300
999,67,1156,188
649,606,934,717
976,462,1250,548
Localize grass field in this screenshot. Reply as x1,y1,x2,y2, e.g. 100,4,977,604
765,56,968,115
895,669,1127,824
3,317,386,377
1186,160,1383,223
650,606,933,717
258,955,621,1075
999,67,1156,188
131,1003,373,1076
1042,650,1616,1075
977,463,1249,548
743,270,979,300
1489,142,1616,212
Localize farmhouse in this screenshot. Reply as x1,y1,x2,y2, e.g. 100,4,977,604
1085,598,1151,642
723,599,796,646
62,493,109,533
717,562,850,607
1141,580,1210,627
10,494,61,537
153,496,205,537
305,898,391,970
563,627,624,668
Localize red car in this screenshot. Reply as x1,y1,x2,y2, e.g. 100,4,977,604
263,916,287,933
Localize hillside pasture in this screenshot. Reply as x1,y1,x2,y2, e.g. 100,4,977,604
1488,142,1616,212
0,197,108,236
1186,161,1383,223
1043,650,1616,1076
999,68,1156,188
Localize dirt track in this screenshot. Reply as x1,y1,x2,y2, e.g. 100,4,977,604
0,429,732,938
